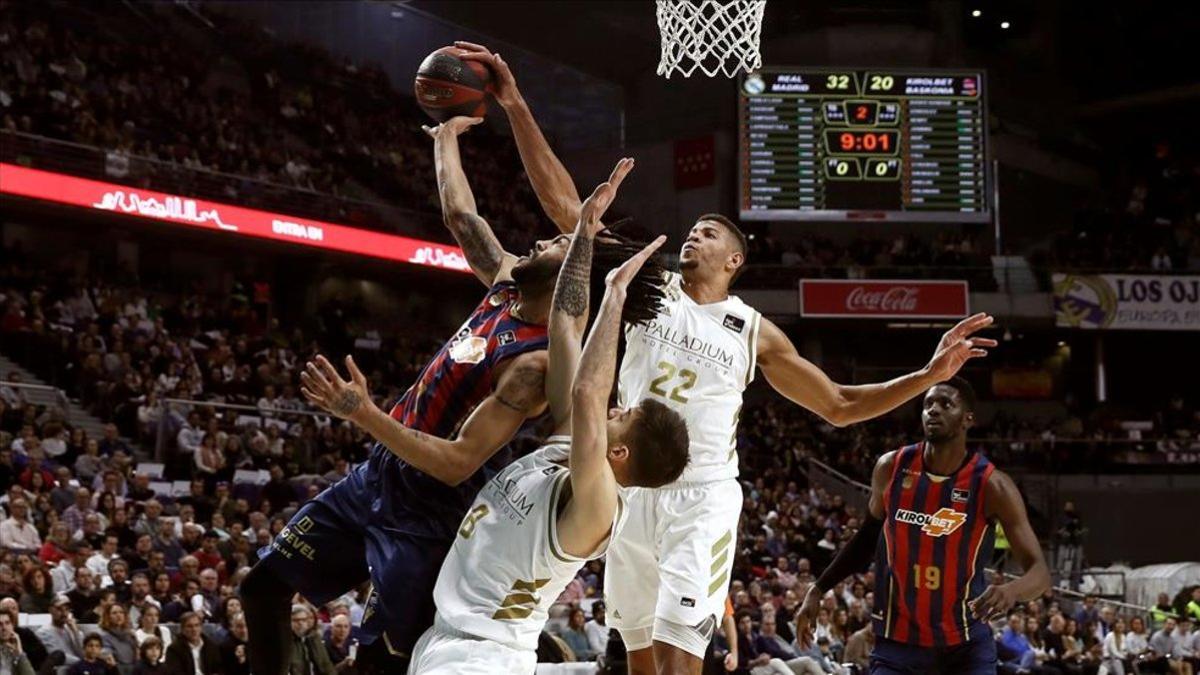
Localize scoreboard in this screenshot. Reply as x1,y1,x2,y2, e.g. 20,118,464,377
738,69,990,222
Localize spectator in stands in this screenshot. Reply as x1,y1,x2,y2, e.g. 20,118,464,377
222,612,250,675
0,598,47,673
322,614,352,669
0,499,40,552
67,568,100,622
583,601,609,659
1178,617,1199,673
74,444,102,485
134,605,171,656
132,638,165,675
49,468,75,512
1188,589,1200,623
35,595,85,665
1147,616,1182,675
18,449,53,493
17,567,52,613
38,522,71,566
86,535,119,581
561,607,593,662
1001,611,1036,671
65,633,115,675
287,604,333,675
1150,593,1178,631
1101,618,1129,675
98,602,138,667
163,612,221,675
756,613,823,674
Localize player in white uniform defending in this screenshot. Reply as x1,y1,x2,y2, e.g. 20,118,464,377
408,159,690,674
455,42,999,675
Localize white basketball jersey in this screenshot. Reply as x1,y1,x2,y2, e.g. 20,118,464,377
432,438,624,651
619,272,760,482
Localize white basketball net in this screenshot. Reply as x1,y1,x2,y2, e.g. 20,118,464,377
656,0,766,78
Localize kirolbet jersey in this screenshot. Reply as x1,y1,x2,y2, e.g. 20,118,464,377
432,438,625,651
874,443,996,647
618,272,760,482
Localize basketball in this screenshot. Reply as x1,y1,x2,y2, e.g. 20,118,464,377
414,46,493,122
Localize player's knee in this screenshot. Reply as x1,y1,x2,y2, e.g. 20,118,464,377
618,626,655,652
651,615,714,659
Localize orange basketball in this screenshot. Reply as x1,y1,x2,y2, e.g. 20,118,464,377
414,46,493,123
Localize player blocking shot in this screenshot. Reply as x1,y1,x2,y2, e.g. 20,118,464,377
795,377,1050,674
455,41,1001,674
241,117,671,672
408,160,690,674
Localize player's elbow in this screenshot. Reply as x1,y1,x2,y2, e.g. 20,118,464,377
819,403,853,428
571,382,599,407
430,459,478,488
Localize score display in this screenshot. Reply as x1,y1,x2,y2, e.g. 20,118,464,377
739,69,990,222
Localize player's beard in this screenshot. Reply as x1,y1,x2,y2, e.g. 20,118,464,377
511,254,561,292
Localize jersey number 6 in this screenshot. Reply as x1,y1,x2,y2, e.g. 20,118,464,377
649,361,698,404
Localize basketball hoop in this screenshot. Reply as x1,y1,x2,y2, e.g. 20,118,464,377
656,0,766,79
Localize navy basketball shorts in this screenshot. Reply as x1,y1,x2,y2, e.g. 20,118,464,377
870,635,998,675
256,465,452,656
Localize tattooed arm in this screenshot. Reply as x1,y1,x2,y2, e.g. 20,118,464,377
300,352,547,486
545,158,634,435
424,117,518,287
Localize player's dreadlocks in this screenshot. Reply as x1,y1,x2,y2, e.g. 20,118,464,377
590,221,668,328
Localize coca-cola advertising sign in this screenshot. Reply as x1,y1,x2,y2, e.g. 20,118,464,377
800,279,969,319
0,163,470,273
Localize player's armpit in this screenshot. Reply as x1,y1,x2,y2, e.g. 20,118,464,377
493,351,549,416
983,470,1051,601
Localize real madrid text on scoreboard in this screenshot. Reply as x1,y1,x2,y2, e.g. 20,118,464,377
739,69,990,222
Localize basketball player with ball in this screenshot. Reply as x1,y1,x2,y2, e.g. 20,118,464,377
457,41,999,675
244,46,667,674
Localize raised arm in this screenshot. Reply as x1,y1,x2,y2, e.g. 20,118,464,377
457,42,583,234
423,117,518,286
546,158,635,434
757,313,996,427
300,353,545,486
556,234,665,558
968,470,1051,620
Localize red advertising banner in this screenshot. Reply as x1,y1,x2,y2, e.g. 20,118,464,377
0,163,470,273
799,279,969,319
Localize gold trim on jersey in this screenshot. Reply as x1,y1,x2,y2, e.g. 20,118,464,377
547,472,573,564
492,578,551,621
745,312,762,387
708,529,734,597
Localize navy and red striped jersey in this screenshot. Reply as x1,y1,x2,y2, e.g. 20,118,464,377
873,442,996,647
363,280,548,539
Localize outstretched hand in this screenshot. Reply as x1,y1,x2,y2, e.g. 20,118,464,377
455,41,521,108
299,355,374,423
925,312,997,381
606,235,666,292
579,157,634,236
421,116,483,139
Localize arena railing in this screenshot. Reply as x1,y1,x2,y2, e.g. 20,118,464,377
154,396,332,462
0,380,73,424
0,130,448,242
